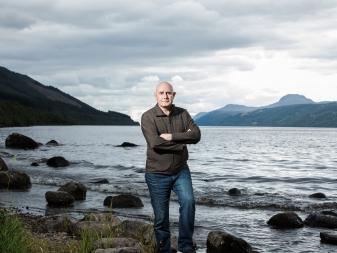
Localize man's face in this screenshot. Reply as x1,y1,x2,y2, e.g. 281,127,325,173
155,83,176,108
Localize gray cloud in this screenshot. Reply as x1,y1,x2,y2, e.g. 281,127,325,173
1,0,337,120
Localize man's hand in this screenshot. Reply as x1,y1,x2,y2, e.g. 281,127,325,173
160,133,172,141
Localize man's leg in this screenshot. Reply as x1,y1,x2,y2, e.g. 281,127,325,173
172,166,195,253
145,172,172,253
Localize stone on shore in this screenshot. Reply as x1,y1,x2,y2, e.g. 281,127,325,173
103,194,143,208
82,213,119,222
93,237,141,250
71,221,120,238
267,212,303,229
113,220,154,246
45,191,75,207
0,157,8,171
47,156,70,167
207,230,253,253
228,188,241,196
31,162,39,166
304,212,337,229
46,140,59,146
0,171,31,189
5,133,40,149
309,192,326,199
58,181,87,200
320,232,337,245
116,142,138,147
94,248,141,253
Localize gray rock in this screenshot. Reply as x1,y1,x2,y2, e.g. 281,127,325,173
93,237,141,250
0,171,31,189
47,156,70,167
267,212,303,229
320,232,337,245
58,181,87,200
0,157,8,171
304,212,337,228
207,230,253,253
104,194,143,208
309,192,326,199
31,162,39,166
5,133,39,149
33,214,76,233
45,191,75,207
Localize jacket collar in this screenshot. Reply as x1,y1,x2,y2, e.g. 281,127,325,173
155,103,175,117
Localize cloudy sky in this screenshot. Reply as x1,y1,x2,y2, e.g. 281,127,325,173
1,0,337,121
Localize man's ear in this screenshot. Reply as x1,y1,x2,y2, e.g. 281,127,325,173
173,92,176,98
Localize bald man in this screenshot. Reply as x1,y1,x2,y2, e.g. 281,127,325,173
141,82,201,253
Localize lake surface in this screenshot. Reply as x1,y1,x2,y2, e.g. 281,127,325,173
1,126,337,252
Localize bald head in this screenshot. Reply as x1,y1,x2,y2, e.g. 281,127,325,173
155,81,176,110
155,81,174,93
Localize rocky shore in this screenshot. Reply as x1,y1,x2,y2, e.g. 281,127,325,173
2,132,337,252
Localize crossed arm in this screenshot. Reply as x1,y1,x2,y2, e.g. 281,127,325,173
141,110,201,151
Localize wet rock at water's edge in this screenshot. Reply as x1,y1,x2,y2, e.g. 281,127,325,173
207,230,253,253
267,212,303,229
47,156,70,168
5,133,40,149
58,181,87,200
45,191,75,207
103,194,144,208
0,171,31,190
116,142,138,147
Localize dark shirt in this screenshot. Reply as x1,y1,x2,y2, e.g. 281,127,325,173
141,104,201,174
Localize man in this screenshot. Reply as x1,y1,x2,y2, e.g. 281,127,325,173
141,81,201,253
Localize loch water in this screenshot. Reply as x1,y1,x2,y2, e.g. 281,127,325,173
1,126,337,252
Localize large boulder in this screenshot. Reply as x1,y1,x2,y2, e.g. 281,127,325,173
5,133,39,149
0,171,31,189
267,212,303,229
304,212,337,228
207,230,253,253
45,191,75,207
320,232,337,245
58,181,87,200
25,214,76,233
0,157,8,171
103,194,143,208
47,156,70,167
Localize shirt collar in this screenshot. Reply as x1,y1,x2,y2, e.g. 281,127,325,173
155,103,175,116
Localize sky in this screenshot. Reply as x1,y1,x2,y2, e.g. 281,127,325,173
1,0,337,121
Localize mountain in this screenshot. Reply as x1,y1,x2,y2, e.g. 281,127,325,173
265,94,315,108
195,94,337,127
196,104,256,125
0,66,138,127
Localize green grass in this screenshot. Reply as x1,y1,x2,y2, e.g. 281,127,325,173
0,209,29,253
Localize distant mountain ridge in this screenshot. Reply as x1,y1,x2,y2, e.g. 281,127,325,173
0,66,138,127
195,94,337,127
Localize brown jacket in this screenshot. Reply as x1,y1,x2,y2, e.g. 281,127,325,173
141,104,201,174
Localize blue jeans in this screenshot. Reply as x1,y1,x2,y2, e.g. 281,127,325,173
145,166,195,253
